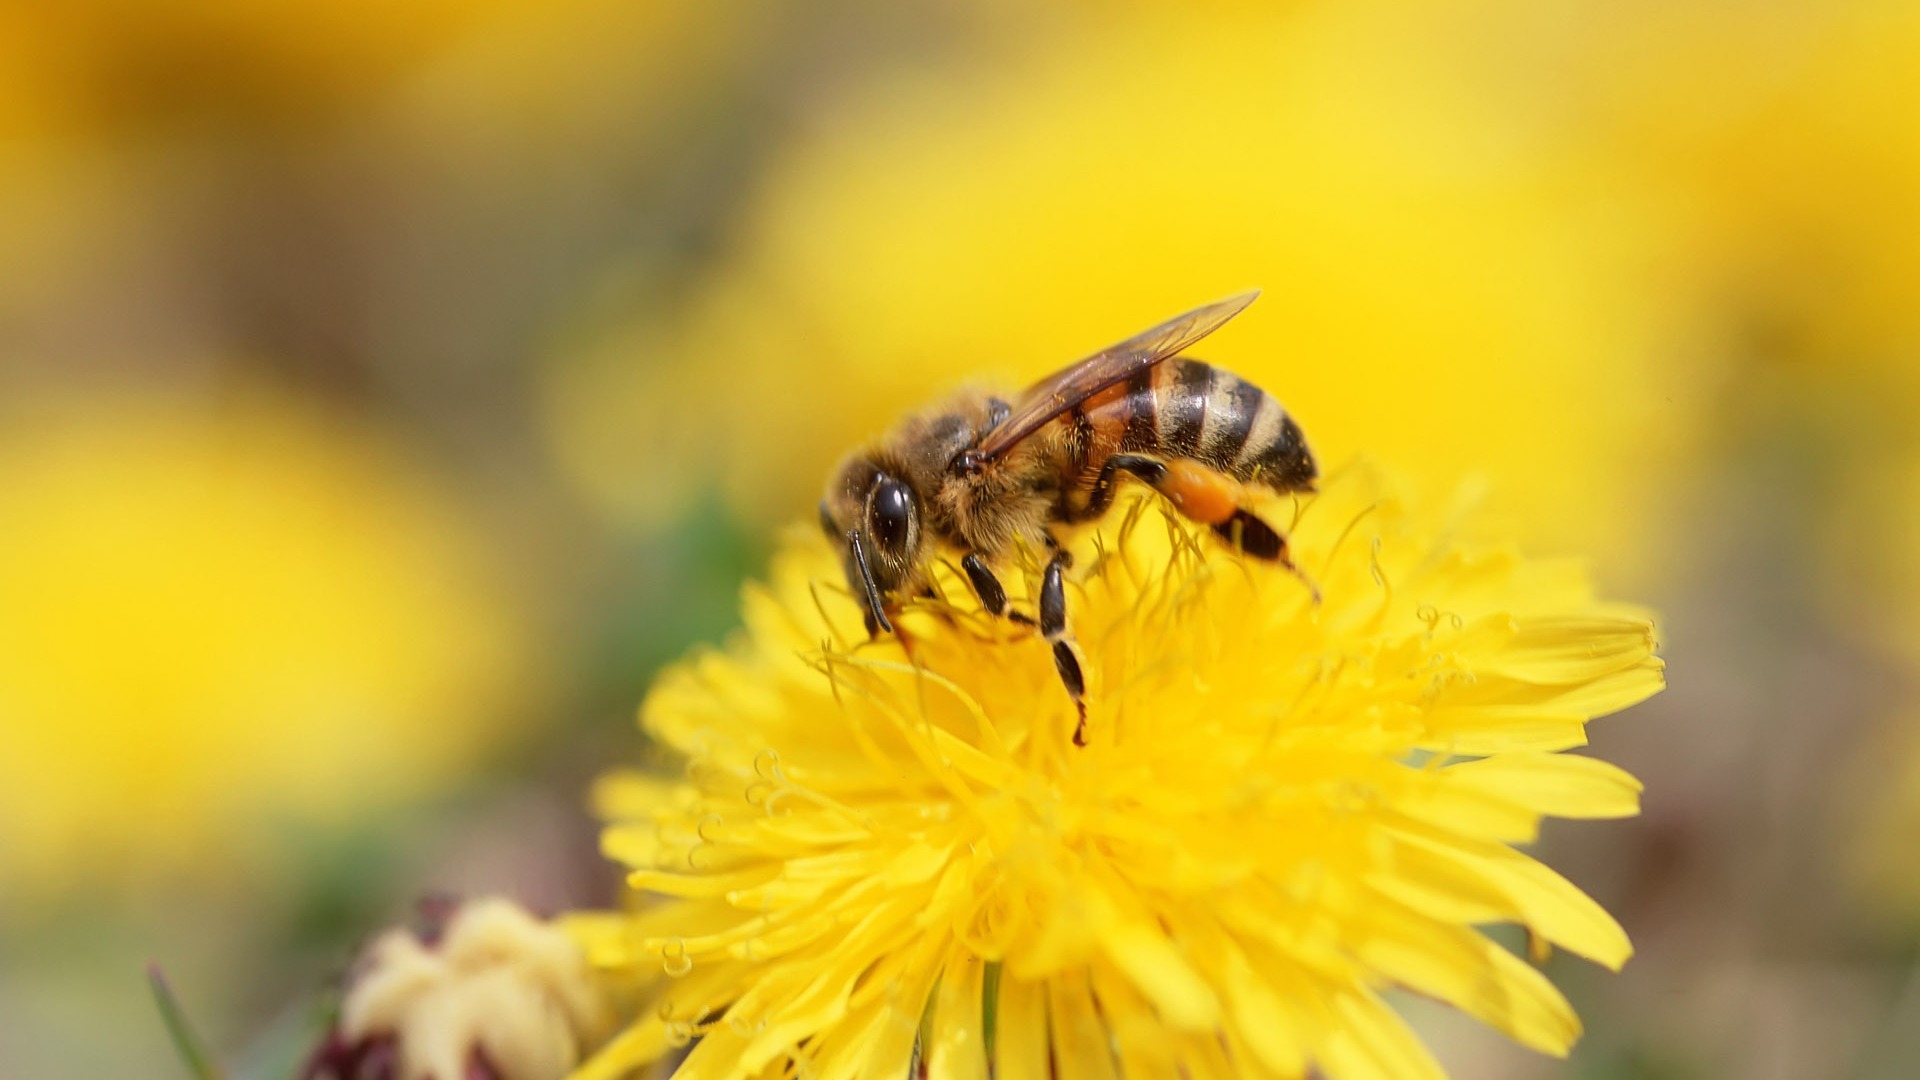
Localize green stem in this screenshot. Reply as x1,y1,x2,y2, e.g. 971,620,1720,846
148,965,227,1080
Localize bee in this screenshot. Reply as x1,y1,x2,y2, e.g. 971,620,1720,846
820,291,1316,745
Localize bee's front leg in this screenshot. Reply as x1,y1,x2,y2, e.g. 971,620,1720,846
960,553,1008,617
963,548,1086,744
961,552,1037,627
1039,551,1089,746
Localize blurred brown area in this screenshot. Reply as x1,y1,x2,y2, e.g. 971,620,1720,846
1,3,1917,1079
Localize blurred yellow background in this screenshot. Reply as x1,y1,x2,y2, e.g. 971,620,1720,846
2,2,1918,1078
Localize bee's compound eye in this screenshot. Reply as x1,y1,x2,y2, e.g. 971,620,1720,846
868,477,915,553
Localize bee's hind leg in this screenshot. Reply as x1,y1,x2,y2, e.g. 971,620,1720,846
1211,508,1285,561
1109,453,1320,601
1213,509,1320,603
1039,551,1089,746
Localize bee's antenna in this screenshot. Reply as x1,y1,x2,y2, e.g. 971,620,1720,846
846,529,893,635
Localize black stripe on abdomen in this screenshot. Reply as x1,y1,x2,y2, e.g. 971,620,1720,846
1247,412,1317,491
1158,359,1210,458
1200,373,1263,470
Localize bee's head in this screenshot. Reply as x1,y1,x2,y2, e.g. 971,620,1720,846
821,456,924,636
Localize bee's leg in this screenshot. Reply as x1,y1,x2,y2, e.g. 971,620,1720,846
1212,509,1320,602
1039,551,1089,746
1210,508,1284,560
1110,455,1320,598
1083,453,1167,518
960,553,1009,617
962,552,1035,626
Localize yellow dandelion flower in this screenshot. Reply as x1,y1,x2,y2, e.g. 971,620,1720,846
570,463,1662,1080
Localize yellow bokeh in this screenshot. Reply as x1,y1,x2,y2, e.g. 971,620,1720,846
0,388,534,905
1579,0,1920,378
0,0,520,128
0,0,764,378
544,4,1700,585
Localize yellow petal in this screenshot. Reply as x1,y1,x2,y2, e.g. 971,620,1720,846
994,973,1051,1080
1089,961,1185,1078
926,956,988,1080
1419,705,1594,754
590,770,697,820
1090,886,1221,1031
1389,771,1544,843
625,863,779,899
1048,969,1120,1080
807,938,944,1080
600,823,666,867
567,1020,670,1080
1442,753,1643,820
1494,617,1659,684
672,1020,753,1080
1214,942,1309,1076
1548,657,1668,720
1318,990,1448,1080
1354,898,1580,1055
1389,824,1632,969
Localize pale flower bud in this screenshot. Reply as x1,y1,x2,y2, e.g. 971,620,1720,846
314,898,613,1080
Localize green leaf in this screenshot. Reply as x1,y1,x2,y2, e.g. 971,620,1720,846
148,965,226,1080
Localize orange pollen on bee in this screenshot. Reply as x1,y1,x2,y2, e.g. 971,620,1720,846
1159,459,1242,525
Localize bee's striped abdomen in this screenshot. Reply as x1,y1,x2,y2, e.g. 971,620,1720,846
1086,358,1316,492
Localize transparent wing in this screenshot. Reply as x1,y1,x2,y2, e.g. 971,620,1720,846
970,291,1260,461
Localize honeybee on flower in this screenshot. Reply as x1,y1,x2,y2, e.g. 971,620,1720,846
819,292,1316,745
